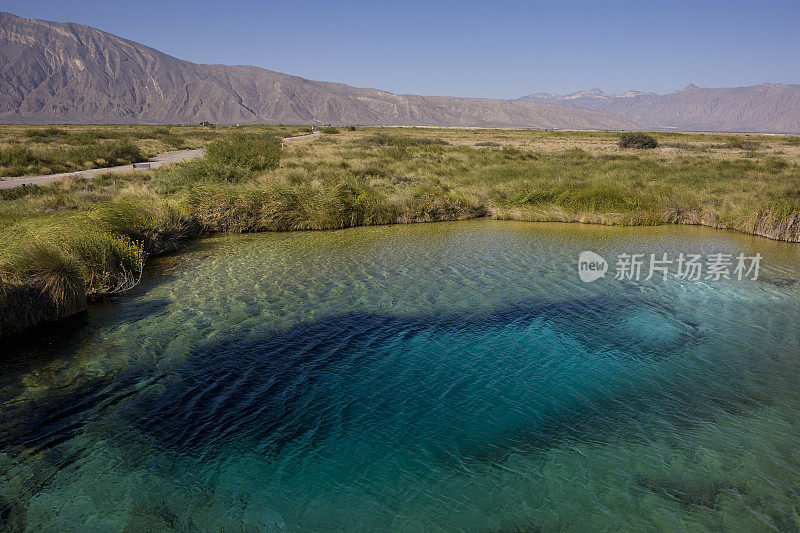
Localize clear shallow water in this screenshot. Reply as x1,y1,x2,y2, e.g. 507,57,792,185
2,220,800,531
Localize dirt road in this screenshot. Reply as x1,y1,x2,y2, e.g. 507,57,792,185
0,131,321,190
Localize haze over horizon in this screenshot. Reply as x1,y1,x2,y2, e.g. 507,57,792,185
3,0,799,99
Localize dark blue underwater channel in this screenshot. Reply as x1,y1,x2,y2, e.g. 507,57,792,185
120,293,706,464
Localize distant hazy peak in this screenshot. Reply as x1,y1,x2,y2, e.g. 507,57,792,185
518,82,800,133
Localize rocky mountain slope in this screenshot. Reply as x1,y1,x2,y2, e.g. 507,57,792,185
519,84,800,133
0,13,638,129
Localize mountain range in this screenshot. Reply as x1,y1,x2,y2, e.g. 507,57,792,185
518,84,800,133
1,12,797,133
0,12,636,130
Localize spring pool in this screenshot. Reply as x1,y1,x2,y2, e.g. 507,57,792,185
2,220,800,531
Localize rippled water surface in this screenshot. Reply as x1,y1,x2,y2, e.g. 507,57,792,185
2,220,800,531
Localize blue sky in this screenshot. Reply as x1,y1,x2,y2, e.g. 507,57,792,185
4,0,799,98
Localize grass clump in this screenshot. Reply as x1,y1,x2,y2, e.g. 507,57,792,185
401,186,486,223
368,133,450,148
320,127,341,134
0,147,40,173
506,183,652,213
0,242,86,338
722,137,761,151
0,195,195,336
92,196,199,254
24,127,69,142
0,219,146,336
619,132,658,149
205,133,281,172
783,136,800,147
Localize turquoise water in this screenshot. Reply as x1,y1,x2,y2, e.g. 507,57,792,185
2,220,800,531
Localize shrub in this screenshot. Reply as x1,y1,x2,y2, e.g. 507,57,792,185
368,134,450,148
24,127,68,142
0,147,39,174
71,129,126,143
64,139,144,167
783,136,800,146
205,133,281,172
320,127,341,134
160,133,189,149
324,180,394,227
102,139,144,163
1,140,145,177
619,132,658,149
152,159,253,193
401,186,486,223
724,137,761,150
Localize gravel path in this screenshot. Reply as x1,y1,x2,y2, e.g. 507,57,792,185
0,130,321,190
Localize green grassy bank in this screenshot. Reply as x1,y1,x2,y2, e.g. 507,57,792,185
1,125,799,337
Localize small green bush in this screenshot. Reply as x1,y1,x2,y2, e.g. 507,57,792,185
152,159,252,192
160,133,189,149
24,127,68,142
320,127,341,134
205,133,281,172
724,137,761,150
0,147,39,169
619,132,658,149
783,136,800,146
65,139,144,167
100,139,144,164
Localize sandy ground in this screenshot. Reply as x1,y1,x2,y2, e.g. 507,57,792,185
283,131,321,141
0,131,321,190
